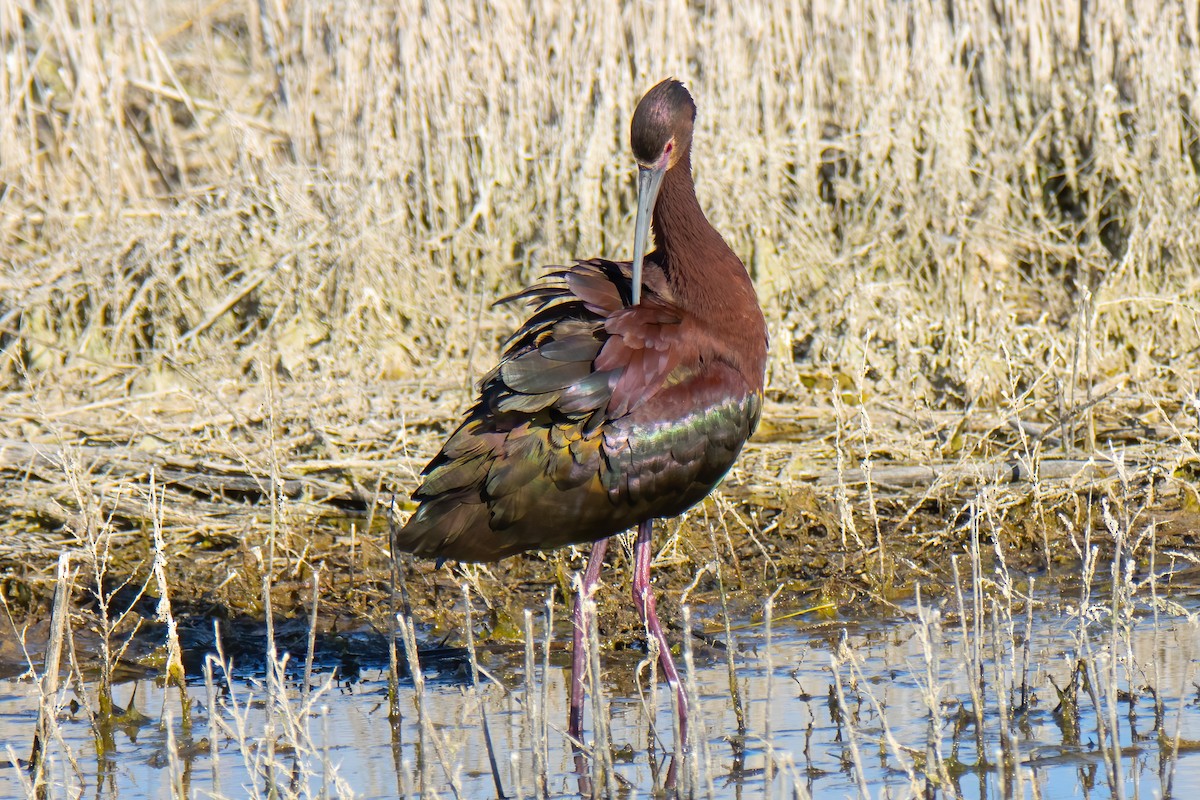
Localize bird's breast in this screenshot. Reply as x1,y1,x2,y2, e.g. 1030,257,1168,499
601,364,762,516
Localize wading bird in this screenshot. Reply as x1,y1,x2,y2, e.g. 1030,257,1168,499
394,79,767,744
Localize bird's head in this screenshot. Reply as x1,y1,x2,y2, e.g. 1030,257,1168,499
629,79,696,305
630,78,695,172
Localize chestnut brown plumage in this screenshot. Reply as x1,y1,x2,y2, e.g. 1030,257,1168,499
394,78,768,744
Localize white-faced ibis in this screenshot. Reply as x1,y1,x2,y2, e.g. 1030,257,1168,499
394,79,768,744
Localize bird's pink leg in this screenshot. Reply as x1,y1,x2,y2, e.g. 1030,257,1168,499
632,518,689,746
568,537,609,740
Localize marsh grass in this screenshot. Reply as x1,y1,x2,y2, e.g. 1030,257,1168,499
6,0,1200,404
4,0,1200,796
3,494,1199,798
4,0,1200,615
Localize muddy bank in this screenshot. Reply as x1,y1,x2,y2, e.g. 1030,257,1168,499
2,423,1196,681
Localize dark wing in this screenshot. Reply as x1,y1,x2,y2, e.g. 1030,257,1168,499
488,258,681,421
394,259,695,561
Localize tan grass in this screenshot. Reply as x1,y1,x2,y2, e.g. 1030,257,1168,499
2,0,1200,620
4,0,1198,388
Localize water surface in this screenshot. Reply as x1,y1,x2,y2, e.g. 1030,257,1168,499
3,586,1198,798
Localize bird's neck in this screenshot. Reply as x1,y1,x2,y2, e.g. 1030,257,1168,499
652,152,754,312
651,151,767,389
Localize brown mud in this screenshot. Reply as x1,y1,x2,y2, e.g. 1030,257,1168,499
2,388,1197,682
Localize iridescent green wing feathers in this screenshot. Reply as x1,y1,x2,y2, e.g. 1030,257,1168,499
396,260,699,561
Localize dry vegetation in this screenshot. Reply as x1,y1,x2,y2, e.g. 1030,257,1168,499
5,1,1200,797
3,0,1200,650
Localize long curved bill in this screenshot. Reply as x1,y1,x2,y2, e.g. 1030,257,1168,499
631,162,666,306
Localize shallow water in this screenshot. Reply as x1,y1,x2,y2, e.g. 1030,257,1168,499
3,585,1199,799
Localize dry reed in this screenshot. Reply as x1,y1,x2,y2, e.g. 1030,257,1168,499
2,0,1199,609
4,1,1200,795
